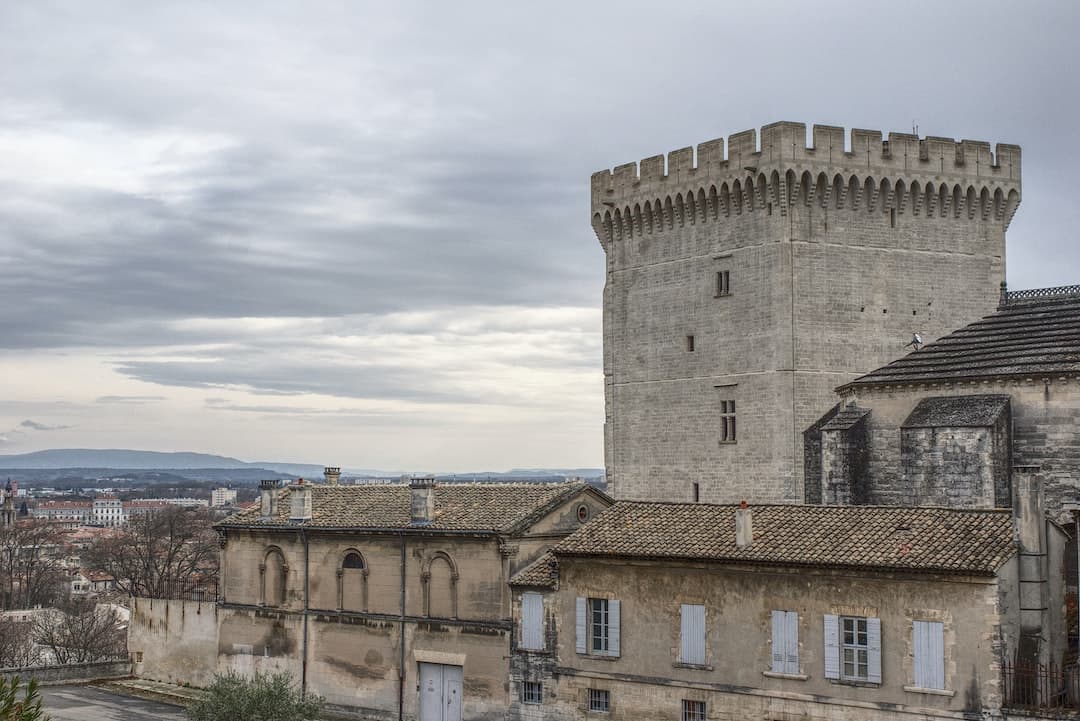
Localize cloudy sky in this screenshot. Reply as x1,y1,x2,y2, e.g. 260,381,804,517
1,1,1077,471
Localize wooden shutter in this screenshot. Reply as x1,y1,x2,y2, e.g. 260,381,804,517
575,597,587,654
608,599,621,657
913,620,944,689
521,593,544,650
680,604,706,665
866,617,882,684
771,610,786,672
823,614,840,680
784,611,799,674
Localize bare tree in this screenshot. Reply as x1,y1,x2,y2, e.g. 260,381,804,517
0,520,67,610
83,506,219,598
31,600,126,664
0,618,41,669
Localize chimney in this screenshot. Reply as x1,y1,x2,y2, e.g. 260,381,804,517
735,500,753,548
410,475,436,525
289,478,313,522
324,466,341,486
259,479,280,519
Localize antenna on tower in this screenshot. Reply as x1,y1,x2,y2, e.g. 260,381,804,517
912,120,919,136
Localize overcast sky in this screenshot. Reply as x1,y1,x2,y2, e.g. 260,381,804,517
1,1,1077,471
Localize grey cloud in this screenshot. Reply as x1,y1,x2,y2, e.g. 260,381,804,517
19,420,73,431
95,395,167,404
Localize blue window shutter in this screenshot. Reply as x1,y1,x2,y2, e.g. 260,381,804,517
823,614,840,680
575,597,587,654
771,610,786,673
608,600,621,657
784,611,799,675
913,620,944,689
521,593,544,650
681,604,705,665
866,617,882,684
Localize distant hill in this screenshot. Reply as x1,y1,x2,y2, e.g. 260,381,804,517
0,449,604,483
0,449,324,477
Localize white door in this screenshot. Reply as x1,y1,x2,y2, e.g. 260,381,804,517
418,662,463,721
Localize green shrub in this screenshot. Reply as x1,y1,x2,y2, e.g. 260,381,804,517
186,671,323,721
0,677,49,721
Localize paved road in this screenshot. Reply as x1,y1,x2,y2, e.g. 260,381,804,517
41,685,187,721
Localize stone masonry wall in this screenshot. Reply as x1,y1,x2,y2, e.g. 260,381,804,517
595,122,1018,503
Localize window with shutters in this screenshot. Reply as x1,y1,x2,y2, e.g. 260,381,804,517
824,614,882,684
911,620,945,690
576,597,621,657
520,592,544,651
678,604,706,665
770,610,799,675
587,688,610,712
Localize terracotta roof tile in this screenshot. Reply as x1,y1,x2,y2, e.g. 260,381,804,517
218,482,595,533
510,552,559,589
554,502,1015,576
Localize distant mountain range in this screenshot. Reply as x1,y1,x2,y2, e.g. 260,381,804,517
0,449,604,482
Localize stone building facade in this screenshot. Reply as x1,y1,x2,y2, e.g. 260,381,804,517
592,121,1022,502
132,478,611,721
508,501,1067,721
808,287,1080,514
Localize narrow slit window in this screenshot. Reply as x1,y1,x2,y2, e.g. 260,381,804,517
686,335,695,352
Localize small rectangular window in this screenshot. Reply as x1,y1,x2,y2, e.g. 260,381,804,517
522,681,542,705
576,597,620,657
720,400,736,443
686,335,695,352
692,482,700,503
590,598,609,653
588,689,610,712
842,616,869,680
715,270,730,297
682,700,706,721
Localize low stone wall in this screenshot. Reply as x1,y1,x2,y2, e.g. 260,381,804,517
0,659,130,685
129,597,218,688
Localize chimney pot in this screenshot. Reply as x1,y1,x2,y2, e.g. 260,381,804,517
289,480,313,522
410,475,436,525
259,479,280,519
735,503,753,548
324,466,342,485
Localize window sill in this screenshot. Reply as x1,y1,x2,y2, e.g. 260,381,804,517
762,671,808,681
713,293,731,299
673,662,713,671
903,685,955,697
718,440,737,445
577,653,619,662
517,648,551,656
829,679,880,688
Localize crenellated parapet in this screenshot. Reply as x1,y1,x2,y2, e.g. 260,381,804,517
591,121,1022,245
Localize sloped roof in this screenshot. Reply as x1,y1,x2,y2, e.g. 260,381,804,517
821,405,870,431
844,289,1080,389
902,395,1010,428
510,552,559,589
218,482,600,534
554,502,1015,576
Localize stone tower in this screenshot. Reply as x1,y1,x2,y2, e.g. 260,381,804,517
1,479,15,527
592,121,1021,502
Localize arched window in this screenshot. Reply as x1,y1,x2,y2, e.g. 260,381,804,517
422,552,459,619
337,550,368,612
260,547,287,607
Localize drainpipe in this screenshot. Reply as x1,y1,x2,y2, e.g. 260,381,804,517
399,529,407,721
302,528,310,697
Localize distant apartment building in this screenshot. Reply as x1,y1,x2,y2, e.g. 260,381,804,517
211,488,237,507
92,495,125,527
29,500,92,526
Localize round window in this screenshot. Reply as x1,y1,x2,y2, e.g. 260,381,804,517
576,504,590,523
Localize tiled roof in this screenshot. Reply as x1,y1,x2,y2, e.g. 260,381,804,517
821,405,870,432
218,482,596,533
844,291,1080,388
510,552,558,589
902,395,1010,428
553,502,1015,576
